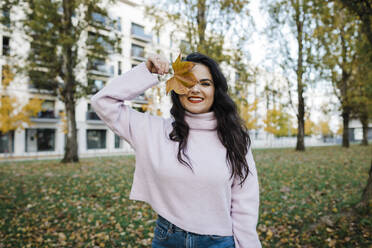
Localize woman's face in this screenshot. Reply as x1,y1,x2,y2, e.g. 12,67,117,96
179,63,215,114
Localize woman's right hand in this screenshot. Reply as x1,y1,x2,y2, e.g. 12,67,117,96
146,53,169,75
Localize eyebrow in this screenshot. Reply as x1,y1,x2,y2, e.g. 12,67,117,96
199,79,213,83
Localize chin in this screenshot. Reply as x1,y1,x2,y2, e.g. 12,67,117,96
186,107,208,114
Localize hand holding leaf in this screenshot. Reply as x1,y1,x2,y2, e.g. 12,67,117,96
165,54,198,95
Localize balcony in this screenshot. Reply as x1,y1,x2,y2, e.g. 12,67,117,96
87,32,114,54
87,59,114,77
31,110,59,123
131,25,152,43
91,12,121,32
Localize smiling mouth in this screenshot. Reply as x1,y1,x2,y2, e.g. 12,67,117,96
188,97,204,103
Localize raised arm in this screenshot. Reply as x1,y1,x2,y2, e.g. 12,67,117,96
90,54,169,150
231,147,262,248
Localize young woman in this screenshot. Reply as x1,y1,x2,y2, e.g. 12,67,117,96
91,52,261,248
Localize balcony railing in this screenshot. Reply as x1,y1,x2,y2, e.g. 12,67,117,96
131,27,152,43
91,12,120,31
87,60,114,77
31,110,59,122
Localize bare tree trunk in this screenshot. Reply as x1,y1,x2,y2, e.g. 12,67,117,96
360,112,369,146
357,159,372,212
61,0,79,163
295,5,305,151
342,108,350,148
62,98,79,163
196,0,207,53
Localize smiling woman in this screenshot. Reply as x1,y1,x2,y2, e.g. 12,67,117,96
91,52,262,248
178,63,215,114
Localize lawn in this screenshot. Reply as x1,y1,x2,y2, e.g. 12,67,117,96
0,145,371,247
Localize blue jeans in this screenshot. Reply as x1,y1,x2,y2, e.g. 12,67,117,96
152,214,235,248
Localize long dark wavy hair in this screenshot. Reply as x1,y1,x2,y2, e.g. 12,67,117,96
169,52,252,187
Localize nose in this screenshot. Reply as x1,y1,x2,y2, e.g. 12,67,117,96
190,82,201,93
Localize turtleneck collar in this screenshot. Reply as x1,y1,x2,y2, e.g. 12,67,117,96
184,110,217,131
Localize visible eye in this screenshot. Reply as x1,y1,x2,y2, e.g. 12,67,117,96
200,82,211,86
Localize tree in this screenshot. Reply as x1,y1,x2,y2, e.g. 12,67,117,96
145,0,253,65
237,98,260,130
315,119,333,141
350,33,372,146
304,117,316,136
333,0,372,213
312,0,360,147
263,0,316,151
263,107,293,137
336,0,372,46
2,0,119,162
0,65,43,154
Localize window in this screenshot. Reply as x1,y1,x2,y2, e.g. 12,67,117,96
2,36,10,56
131,23,145,36
87,129,106,149
25,129,55,152
2,8,10,28
117,17,122,31
156,32,160,44
0,131,14,153
87,103,101,120
110,65,114,75
88,78,104,94
88,58,109,74
131,44,144,58
37,100,55,118
92,12,107,26
114,134,122,148
87,31,113,53
118,61,122,75
235,72,240,82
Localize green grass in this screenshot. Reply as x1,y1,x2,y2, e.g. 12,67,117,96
0,145,371,247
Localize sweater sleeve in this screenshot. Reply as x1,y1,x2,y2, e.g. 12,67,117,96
231,147,262,248
90,62,160,150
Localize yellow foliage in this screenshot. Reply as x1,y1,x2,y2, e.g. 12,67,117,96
59,111,68,134
305,119,316,136
0,96,43,134
1,65,14,88
315,120,332,137
336,123,343,135
263,107,292,137
238,98,260,130
0,65,44,134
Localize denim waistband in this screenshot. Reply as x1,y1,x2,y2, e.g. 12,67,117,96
157,214,189,233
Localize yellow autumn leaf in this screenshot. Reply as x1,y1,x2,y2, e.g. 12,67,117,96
165,53,198,95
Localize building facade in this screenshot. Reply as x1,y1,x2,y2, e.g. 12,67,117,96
0,0,184,159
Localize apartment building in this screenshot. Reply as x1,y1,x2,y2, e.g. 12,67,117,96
0,0,183,159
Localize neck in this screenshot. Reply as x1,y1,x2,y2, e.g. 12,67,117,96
184,110,217,131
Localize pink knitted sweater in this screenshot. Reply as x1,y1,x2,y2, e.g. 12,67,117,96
91,62,261,248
